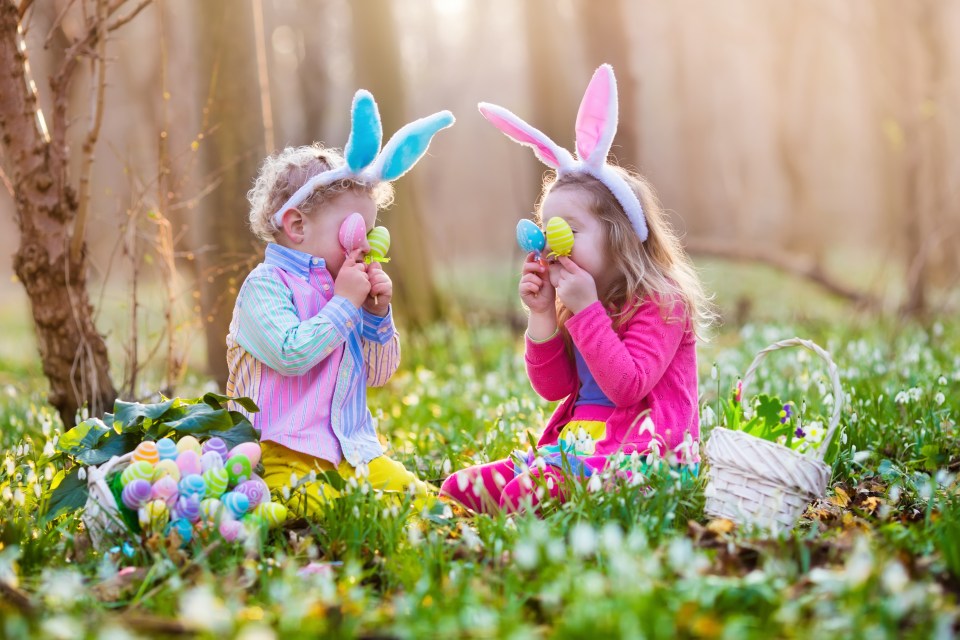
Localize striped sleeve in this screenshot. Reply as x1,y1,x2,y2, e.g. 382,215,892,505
361,306,396,344
363,332,401,387
235,276,361,376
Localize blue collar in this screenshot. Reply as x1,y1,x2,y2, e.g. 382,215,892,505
264,244,326,279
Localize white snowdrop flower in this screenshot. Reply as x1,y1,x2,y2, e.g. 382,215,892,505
42,441,55,457
41,616,84,640
700,405,716,428
535,487,545,501
281,485,290,501
41,568,85,607
77,467,86,481
823,393,834,406
355,462,370,479
934,392,945,407
4,458,13,475
711,364,718,380
546,538,566,562
1,487,11,503
880,561,908,594
845,538,874,587
15,445,22,457
600,522,623,553
850,412,858,423
352,506,361,518
381,508,391,519
534,456,547,472
933,322,944,337
360,482,369,495
307,470,317,483
520,475,534,491
441,505,453,519
460,523,482,549
44,465,53,482
347,476,359,490
33,484,41,499
546,477,555,491
513,539,538,569
570,522,597,557
289,472,299,488
407,523,422,546
179,585,232,633
587,473,603,493
938,376,948,386
441,459,452,475
390,504,399,518
667,538,694,572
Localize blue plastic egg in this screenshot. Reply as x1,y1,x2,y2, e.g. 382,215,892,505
516,219,546,257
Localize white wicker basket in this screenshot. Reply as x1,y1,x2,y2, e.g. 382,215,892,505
81,452,134,548
704,338,844,533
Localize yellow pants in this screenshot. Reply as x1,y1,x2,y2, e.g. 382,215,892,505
261,441,435,518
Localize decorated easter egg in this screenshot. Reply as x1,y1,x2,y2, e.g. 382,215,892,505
152,459,181,483
200,451,224,473
176,435,202,456
173,494,201,523
203,468,229,499
176,450,202,477
234,479,269,509
139,499,169,530
179,474,207,500
252,501,288,528
121,478,152,510
516,219,546,256
200,498,230,523
120,460,155,487
201,437,228,459
228,442,261,469
156,437,178,461
545,217,574,257
221,491,251,518
166,518,193,544
219,519,245,542
226,454,253,485
132,441,160,465
338,211,368,254
366,226,391,263
150,475,180,507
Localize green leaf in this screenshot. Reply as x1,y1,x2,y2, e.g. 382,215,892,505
75,432,140,466
204,422,259,451
162,404,235,435
319,469,346,492
43,467,89,523
113,398,177,430
754,394,784,430
58,419,110,456
202,392,260,413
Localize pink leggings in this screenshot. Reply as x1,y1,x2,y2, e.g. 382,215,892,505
439,455,609,514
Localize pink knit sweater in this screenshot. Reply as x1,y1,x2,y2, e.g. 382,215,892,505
525,297,699,461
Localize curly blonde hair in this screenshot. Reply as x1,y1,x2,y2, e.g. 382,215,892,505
536,167,717,342
247,143,394,242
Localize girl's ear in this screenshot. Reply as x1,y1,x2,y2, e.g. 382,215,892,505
478,102,573,170
344,90,383,172
574,64,619,169
370,111,456,181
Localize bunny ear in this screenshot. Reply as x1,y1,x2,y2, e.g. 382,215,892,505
370,111,456,182
344,90,383,172
575,64,619,168
478,103,573,170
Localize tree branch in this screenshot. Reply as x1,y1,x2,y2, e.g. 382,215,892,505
685,237,881,308
17,0,34,20
107,0,151,32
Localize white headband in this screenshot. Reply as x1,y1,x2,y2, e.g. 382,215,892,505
272,90,455,227
478,64,647,242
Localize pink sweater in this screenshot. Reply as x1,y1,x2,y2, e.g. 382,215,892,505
525,297,699,462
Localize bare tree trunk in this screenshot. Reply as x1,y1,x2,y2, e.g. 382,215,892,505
192,0,265,387
0,1,145,427
574,0,640,166
524,0,572,147
350,0,442,329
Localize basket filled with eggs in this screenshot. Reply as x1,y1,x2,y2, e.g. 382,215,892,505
47,393,287,549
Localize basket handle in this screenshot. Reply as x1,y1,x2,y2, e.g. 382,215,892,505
740,337,843,463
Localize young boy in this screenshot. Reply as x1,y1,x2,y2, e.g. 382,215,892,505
226,91,454,516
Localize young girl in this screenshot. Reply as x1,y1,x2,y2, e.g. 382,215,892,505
440,64,713,514
227,90,454,517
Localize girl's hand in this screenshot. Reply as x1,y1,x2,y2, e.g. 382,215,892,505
363,261,392,316
519,252,555,315
335,252,371,309
555,256,599,314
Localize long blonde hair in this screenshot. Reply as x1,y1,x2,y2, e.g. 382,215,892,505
536,168,716,341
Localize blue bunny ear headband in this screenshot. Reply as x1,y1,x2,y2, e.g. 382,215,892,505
478,64,648,242
272,90,456,226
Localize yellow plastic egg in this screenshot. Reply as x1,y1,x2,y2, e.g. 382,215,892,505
545,217,574,258
176,435,202,455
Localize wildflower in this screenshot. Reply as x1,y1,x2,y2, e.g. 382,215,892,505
780,403,793,424
587,473,602,492
711,364,718,380
407,523,422,546
513,539,538,569
570,522,597,557
934,392,945,407
734,380,743,403
794,426,806,439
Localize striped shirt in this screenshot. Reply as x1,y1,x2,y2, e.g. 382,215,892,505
225,244,400,467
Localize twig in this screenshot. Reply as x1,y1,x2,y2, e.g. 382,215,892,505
17,0,35,21
686,237,880,308
107,0,151,33
70,0,109,265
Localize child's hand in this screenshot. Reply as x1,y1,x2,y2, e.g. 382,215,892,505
555,256,598,314
519,252,555,315
363,262,392,316
335,252,371,309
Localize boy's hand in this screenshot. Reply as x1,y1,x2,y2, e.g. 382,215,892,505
363,262,392,316
519,252,555,315
554,256,598,314
335,252,371,309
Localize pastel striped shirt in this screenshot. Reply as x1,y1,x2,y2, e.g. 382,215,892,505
225,244,400,467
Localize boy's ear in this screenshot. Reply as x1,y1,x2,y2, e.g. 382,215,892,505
280,208,305,243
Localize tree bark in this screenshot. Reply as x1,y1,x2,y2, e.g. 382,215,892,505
0,1,117,428
192,0,265,387
350,0,442,329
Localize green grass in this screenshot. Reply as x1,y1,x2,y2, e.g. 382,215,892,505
1,268,959,638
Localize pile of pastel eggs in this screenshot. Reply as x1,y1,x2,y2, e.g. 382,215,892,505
117,435,287,543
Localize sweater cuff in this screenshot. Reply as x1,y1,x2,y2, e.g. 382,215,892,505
524,329,566,366
320,295,362,340
564,300,608,340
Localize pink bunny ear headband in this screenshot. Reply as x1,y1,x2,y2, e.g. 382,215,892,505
478,64,648,242
272,90,455,227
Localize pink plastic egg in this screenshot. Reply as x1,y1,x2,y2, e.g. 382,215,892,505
228,442,261,469
150,475,180,507
338,211,367,254
176,449,202,477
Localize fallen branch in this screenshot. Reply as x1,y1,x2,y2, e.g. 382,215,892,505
685,237,880,308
